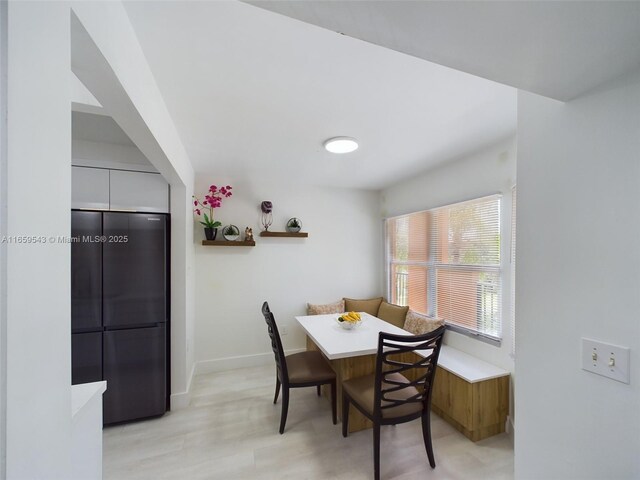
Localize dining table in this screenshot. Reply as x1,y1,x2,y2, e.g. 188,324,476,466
296,311,511,440
295,311,419,433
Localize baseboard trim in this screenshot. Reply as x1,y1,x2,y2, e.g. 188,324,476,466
505,415,515,445
170,362,196,410
195,348,306,375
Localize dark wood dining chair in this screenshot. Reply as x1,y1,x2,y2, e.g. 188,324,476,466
341,326,446,480
261,301,337,434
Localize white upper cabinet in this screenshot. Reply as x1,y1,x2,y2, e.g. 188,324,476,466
109,170,169,213
71,167,169,213
72,166,109,210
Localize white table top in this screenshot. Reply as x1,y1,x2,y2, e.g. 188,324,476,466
295,312,510,383
295,312,412,360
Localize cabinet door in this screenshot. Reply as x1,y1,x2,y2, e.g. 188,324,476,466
103,212,167,328
109,170,169,213
71,211,102,332
71,166,109,210
103,325,166,424
71,332,102,385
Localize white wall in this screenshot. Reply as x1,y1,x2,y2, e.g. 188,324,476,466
194,178,382,372
6,1,72,477
71,72,102,115
0,0,7,476
515,70,640,479
72,138,158,173
381,138,517,372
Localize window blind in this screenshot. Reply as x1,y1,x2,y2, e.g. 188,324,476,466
388,212,430,315
387,194,502,340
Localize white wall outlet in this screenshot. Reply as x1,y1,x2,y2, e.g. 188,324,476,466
281,325,288,335
581,338,630,384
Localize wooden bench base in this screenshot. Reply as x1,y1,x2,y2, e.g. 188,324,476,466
431,366,509,442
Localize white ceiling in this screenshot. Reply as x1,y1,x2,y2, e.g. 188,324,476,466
248,1,640,102
123,0,516,190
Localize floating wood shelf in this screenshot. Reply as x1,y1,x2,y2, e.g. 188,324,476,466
259,231,308,238
202,240,256,246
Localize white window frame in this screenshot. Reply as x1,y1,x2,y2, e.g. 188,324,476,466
386,194,503,345
510,185,517,357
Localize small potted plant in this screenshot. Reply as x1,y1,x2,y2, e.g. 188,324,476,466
222,224,240,241
286,217,302,233
193,184,233,240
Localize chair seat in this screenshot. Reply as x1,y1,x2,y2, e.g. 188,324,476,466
286,351,336,384
342,372,422,419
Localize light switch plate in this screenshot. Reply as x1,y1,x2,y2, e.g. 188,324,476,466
581,338,630,384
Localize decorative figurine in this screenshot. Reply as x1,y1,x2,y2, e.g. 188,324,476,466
244,227,254,242
261,201,273,231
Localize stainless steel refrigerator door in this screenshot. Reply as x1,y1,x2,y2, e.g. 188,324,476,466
71,211,103,332
103,212,167,328
71,332,102,385
103,324,166,424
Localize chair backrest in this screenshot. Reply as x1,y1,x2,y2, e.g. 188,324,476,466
373,326,445,420
261,301,288,382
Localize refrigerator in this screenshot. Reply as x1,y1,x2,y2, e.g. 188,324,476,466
71,210,169,425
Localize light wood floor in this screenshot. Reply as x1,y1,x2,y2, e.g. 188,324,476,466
104,364,514,480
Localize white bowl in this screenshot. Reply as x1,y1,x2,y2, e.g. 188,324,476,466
336,318,361,330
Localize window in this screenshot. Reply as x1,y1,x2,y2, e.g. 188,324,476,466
386,195,502,341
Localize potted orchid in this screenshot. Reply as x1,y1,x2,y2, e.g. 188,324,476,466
193,184,233,240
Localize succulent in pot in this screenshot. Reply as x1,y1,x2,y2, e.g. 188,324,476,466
222,224,240,241
286,217,302,233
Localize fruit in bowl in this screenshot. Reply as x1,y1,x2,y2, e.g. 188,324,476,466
337,312,362,330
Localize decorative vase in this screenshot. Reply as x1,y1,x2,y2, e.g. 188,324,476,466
204,227,217,241
223,225,240,241
286,217,302,233
261,201,273,231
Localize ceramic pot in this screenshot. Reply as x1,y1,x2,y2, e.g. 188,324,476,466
204,227,217,241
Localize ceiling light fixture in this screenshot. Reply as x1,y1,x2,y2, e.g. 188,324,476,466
324,136,358,154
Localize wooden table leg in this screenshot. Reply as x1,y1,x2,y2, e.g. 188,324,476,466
331,355,376,433
307,336,377,433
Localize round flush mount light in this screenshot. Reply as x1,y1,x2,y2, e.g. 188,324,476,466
324,136,359,154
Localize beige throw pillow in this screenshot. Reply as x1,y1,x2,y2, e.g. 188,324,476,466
307,299,345,315
343,297,384,316
377,301,409,328
404,310,444,335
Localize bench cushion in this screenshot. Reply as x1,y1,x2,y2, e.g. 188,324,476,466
307,299,345,315
344,297,383,316
404,310,444,335
377,301,409,328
